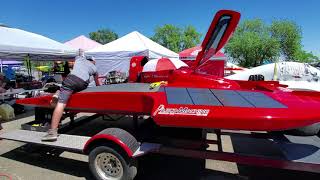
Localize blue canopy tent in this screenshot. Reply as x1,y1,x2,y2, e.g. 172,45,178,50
0,60,23,80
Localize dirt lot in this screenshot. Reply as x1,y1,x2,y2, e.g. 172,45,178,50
0,112,320,180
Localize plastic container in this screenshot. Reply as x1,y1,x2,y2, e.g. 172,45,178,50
0,104,15,121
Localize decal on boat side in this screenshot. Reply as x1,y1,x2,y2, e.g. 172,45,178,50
153,104,210,116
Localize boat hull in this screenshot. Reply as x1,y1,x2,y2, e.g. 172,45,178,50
16,83,320,131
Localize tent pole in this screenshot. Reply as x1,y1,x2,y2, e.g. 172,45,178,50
0,59,2,73
26,56,29,80
29,57,32,81
26,55,32,81
24,57,28,79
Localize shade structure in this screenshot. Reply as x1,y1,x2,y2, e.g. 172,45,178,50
142,58,188,72
64,35,102,51
86,31,178,76
0,26,77,60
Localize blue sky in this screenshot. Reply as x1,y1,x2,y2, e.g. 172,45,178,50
1,0,319,54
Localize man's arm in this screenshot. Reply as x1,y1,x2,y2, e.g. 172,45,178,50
94,74,101,86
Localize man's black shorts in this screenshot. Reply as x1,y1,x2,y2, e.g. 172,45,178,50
58,74,88,103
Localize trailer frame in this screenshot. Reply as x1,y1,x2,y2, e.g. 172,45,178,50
1,117,320,180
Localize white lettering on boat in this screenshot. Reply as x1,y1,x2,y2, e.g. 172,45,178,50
153,104,210,116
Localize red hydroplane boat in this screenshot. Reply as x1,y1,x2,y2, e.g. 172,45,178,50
17,10,320,132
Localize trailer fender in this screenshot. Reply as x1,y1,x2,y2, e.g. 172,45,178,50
83,128,139,157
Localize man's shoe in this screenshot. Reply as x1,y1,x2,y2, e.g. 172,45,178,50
41,128,58,142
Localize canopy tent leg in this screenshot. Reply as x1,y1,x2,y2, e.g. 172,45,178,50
0,59,3,73
24,55,32,81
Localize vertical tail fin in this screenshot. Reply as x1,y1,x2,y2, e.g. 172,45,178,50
192,10,241,69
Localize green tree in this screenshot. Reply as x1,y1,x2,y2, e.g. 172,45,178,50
151,24,182,52
225,19,280,67
270,20,302,61
182,26,201,50
294,50,319,63
89,29,118,44
151,24,201,52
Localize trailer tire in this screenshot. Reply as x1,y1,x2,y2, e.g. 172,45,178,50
89,146,137,180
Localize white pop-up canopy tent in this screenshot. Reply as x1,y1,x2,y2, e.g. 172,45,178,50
86,31,178,76
0,25,77,60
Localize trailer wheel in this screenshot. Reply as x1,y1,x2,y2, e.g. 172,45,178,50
89,146,137,180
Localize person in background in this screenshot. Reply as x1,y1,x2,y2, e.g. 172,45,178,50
41,50,100,141
62,61,71,80
0,74,6,129
53,62,60,74
0,74,9,93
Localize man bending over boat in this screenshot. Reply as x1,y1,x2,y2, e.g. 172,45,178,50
42,52,100,141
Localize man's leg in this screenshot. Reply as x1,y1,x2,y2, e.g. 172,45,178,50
42,88,72,142
50,102,66,129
